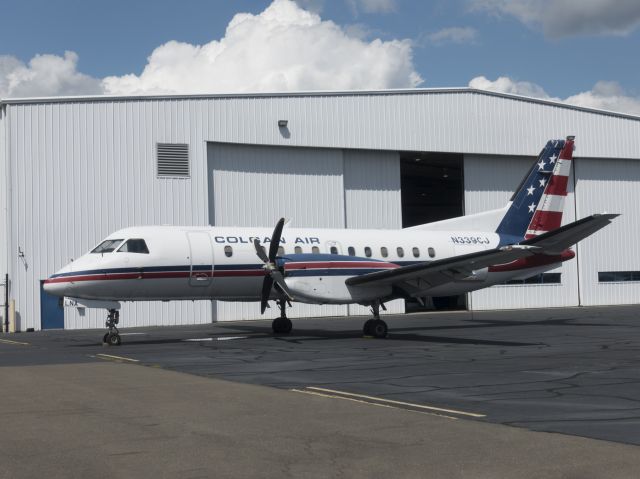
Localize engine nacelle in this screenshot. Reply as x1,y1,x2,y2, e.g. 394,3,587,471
281,254,396,305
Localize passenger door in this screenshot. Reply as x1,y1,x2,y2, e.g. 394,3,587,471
186,232,214,286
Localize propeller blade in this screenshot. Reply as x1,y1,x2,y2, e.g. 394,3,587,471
260,275,274,314
268,217,286,262
271,270,294,300
254,239,269,263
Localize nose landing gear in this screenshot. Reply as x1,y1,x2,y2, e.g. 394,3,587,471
103,309,121,346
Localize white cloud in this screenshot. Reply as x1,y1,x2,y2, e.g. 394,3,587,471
0,51,101,98
103,0,421,95
428,27,478,44
470,0,640,37
469,75,640,115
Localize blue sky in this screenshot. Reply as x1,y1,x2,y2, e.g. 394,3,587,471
1,0,639,113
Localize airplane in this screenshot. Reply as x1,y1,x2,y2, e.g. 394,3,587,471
44,136,618,346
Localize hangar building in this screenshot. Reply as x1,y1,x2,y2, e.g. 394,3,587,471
1,88,639,331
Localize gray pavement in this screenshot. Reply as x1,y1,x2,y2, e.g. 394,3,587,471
1,305,640,477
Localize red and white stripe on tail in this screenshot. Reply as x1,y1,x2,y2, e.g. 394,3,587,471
525,136,574,239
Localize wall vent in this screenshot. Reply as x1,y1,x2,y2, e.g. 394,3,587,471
157,143,189,178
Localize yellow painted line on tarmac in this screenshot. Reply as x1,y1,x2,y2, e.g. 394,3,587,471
0,338,30,346
95,353,139,363
290,388,460,420
306,386,486,418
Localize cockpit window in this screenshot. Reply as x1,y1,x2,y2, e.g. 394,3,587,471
117,239,150,254
91,239,124,254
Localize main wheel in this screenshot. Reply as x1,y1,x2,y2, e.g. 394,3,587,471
272,318,292,334
362,319,375,336
103,333,109,344
371,319,388,339
107,333,122,346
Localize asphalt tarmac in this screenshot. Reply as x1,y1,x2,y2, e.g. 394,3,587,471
1,305,640,478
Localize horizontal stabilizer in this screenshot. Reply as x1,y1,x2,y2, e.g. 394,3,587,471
521,213,619,254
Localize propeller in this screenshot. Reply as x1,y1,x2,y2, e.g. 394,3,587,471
254,218,294,314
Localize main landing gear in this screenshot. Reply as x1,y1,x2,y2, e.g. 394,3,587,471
272,299,293,335
102,309,122,346
363,301,388,339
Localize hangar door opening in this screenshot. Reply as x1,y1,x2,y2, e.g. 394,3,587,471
400,151,466,311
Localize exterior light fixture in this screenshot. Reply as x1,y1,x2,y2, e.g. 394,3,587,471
278,120,288,127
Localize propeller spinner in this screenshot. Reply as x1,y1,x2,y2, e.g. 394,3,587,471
254,218,294,313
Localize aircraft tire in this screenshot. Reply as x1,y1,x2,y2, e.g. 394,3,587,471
363,319,375,336
103,333,109,344
371,320,388,339
107,333,122,346
272,318,292,335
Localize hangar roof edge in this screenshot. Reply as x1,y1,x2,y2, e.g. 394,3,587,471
1,87,639,122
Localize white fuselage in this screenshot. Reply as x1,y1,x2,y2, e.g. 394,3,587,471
44,225,565,305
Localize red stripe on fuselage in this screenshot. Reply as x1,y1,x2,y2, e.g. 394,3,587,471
285,261,398,270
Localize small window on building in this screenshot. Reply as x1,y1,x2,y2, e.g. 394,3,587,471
224,246,233,257
598,271,640,282
348,246,355,256
412,247,420,258
428,247,435,258
364,247,372,258
117,239,150,254
381,247,388,258
330,246,338,255
91,239,124,254
397,247,404,258
294,246,302,254
278,246,285,256
312,246,320,254
157,143,189,178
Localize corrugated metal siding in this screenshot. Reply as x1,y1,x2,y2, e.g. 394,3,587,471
575,158,640,305
7,101,214,330
209,142,348,320
1,90,639,329
343,149,404,315
464,154,579,310
0,105,8,323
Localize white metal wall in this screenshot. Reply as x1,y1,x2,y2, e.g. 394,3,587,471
0,105,8,327
575,158,640,305
343,149,404,315
208,144,404,320
464,154,579,310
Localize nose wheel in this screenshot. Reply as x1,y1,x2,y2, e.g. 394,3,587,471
103,309,122,346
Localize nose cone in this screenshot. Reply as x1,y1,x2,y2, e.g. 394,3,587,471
44,263,74,297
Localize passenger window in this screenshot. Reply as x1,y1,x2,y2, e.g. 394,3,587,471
117,239,149,254
397,247,404,258
330,246,338,255
224,246,233,257
381,247,388,258
428,247,435,258
278,246,285,256
364,247,372,258
91,239,124,254
348,246,355,256
294,246,302,254
312,246,320,254
412,247,420,258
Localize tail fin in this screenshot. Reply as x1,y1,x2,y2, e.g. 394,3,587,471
496,137,574,243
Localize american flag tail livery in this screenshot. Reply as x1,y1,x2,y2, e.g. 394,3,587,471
495,136,574,244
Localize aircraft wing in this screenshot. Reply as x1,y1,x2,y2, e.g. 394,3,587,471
345,245,537,288
346,213,618,290
520,213,618,254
